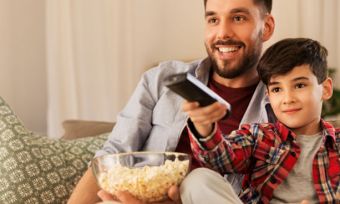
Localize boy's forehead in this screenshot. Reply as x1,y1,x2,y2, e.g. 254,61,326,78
269,64,316,83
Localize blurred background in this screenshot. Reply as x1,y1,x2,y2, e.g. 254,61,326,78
0,0,339,138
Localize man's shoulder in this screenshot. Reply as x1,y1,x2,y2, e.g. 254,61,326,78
146,59,204,76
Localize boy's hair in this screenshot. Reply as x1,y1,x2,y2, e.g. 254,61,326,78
257,38,328,85
203,0,272,14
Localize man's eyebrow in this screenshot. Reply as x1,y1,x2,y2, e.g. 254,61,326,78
230,7,251,15
205,11,216,18
205,7,251,18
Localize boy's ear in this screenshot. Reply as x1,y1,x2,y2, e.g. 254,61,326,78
262,14,275,42
322,77,333,100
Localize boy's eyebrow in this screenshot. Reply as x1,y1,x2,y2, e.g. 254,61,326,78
205,7,251,18
268,76,310,86
292,76,310,81
268,81,280,86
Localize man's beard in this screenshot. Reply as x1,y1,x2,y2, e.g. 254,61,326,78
206,38,262,79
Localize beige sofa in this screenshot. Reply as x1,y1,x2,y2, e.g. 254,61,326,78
1,95,338,204
0,97,114,204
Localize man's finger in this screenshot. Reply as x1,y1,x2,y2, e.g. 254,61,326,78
97,190,116,201
167,185,180,202
182,101,199,112
115,191,143,204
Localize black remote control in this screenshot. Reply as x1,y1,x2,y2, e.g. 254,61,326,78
165,72,231,113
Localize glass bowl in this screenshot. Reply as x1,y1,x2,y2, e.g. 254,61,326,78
91,152,191,203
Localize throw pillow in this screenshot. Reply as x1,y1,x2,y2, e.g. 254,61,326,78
0,97,109,204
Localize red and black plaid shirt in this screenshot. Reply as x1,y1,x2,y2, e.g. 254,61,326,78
188,120,340,204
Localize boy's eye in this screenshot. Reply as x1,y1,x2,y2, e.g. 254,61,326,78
295,83,306,89
271,87,281,93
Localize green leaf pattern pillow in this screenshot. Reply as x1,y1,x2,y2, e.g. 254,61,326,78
0,97,108,204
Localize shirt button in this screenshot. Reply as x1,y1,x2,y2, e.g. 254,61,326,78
291,151,296,157
270,177,277,184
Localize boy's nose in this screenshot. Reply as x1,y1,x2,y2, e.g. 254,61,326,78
283,91,296,104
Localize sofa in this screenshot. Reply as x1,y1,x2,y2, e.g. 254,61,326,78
0,96,114,204
1,95,339,204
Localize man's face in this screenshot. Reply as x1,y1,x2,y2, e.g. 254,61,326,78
204,0,269,79
267,65,331,135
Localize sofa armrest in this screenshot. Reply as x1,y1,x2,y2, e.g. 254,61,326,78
62,119,115,140
327,119,340,128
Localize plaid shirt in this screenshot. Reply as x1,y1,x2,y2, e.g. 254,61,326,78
188,120,340,204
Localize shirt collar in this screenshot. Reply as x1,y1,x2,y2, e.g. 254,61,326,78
194,57,212,85
320,119,337,149
274,119,337,149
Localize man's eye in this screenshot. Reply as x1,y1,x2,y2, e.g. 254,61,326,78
207,18,218,24
233,16,246,22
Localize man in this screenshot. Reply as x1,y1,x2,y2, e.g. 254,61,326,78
68,0,275,203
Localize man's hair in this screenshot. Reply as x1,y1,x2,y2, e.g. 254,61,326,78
203,0,272,14
257,38,328,85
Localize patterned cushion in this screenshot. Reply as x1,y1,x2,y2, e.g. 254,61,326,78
0,97,108,204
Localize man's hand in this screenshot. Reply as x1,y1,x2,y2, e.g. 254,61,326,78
97,185,181,204
182,101,227,137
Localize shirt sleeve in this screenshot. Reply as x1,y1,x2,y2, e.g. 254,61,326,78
187,120,257,174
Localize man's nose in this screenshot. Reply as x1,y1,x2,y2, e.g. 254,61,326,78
217,21,233,39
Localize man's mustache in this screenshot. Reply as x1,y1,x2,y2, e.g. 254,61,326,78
214,39,245,47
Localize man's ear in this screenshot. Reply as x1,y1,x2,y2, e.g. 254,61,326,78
262,14,275,42
322,77,333,100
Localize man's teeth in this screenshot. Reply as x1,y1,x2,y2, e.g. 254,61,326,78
218,47,239,53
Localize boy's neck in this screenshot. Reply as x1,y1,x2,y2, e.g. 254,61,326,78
290,118,322,136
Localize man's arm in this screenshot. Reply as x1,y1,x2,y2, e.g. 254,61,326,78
68,168,101,204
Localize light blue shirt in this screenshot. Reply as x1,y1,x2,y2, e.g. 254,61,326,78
95,57,272,193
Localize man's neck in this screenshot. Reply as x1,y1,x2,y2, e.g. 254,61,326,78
212,68,260,88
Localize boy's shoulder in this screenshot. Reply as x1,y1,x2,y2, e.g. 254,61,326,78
240,122,277,138
335,127,340,141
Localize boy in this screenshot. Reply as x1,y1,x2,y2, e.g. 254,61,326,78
181,38,339,203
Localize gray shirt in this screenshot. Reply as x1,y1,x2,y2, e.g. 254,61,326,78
271,133,323,204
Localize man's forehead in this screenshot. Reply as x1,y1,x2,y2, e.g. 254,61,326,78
205,0,260,13
206,0,257,8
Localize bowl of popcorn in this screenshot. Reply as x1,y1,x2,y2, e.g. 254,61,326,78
92,152,191,203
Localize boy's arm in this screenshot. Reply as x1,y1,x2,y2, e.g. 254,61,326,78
187,120,255,174
182,100,255,174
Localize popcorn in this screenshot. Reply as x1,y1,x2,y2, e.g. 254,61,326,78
98,158,189,203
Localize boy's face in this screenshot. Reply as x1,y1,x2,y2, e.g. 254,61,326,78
267,64,332,135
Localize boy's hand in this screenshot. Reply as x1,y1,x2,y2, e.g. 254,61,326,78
182,101,228,137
